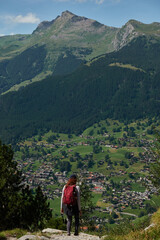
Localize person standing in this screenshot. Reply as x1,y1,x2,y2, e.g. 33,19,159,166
61,174,81,236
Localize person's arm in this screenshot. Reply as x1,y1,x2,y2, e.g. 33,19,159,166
60,186,65,213
76,186,81,212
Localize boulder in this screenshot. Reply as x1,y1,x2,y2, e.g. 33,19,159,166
18,235,37,240
42,228,65,234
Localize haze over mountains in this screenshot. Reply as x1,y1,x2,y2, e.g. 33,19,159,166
0,11,160,142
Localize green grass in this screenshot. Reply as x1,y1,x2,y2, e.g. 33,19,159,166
0,229,27,240
110,149,126,162
103,208,160,240
131,183,145,192
0,233,6,240
71,145,93,155
49,198,61,216
132,21,160,34
123,207,142,216
47,184,60,190
109,63,145,72
2,71,52,95
92,193,102,205
127,163,144,173
149,195,160,208
110,175,129,183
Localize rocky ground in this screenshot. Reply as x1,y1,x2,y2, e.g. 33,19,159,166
15,228,104,240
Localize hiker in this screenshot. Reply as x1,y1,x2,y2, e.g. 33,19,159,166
61,174,81,236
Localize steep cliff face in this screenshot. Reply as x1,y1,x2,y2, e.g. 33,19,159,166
113,20,160,50
113,20,141,50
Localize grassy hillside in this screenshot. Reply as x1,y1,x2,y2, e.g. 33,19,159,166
0,11,118,94
0,36,160,143
0,34,31,60
129,20,160,35
0,45,47,94
0,12,160,95
104,208,160,240
0,208,159,239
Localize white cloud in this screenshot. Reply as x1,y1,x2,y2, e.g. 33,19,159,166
111,0,121,3
0,33,16,37
96,0,104,4
76,0,87,2
4,13,40,24
96,0,121,4
52,0,121,4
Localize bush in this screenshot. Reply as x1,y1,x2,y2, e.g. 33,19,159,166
0,233,6,240
46,217,66,230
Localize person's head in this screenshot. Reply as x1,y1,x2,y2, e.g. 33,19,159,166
66,174,77,186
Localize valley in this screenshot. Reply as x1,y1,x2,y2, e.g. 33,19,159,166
0,10,160,233
13,118,160,226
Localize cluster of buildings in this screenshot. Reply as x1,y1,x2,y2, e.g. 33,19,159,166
14,129,158,219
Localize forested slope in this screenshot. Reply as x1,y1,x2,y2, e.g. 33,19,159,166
0,36,160,143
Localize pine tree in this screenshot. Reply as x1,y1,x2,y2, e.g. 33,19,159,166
80,180,95,226
32,186,52,230
0,141,23,230
0,141,52,230
149,131,160,193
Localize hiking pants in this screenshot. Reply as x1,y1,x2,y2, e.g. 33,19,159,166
67,212,79,234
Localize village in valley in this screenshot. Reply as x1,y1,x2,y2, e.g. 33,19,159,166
14,118,160,225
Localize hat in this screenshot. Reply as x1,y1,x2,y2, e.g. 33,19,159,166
69,174,77,179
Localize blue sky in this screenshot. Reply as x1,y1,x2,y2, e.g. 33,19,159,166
0,0,160,36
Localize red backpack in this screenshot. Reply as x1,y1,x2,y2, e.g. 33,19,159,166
63,185,77,206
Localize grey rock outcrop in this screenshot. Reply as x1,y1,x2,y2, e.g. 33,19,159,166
18,229,100,240
42,229,65,234
18,235,37,240
113,21,139,50
144,223,155,231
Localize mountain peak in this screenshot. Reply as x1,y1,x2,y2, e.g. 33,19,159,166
125,19,160,35
33,11,109,35
61,10,75,18
59,10,88,23
127,19,142,25
58,10,76,22
33,11,74,34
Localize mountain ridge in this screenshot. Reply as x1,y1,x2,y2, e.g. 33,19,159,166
33,10,107,34
0,12,160,142
0,11,160,95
